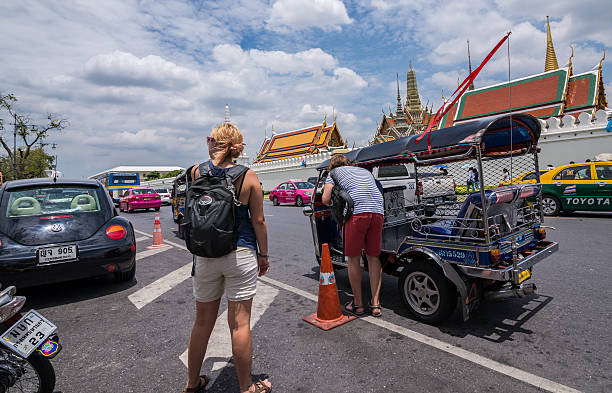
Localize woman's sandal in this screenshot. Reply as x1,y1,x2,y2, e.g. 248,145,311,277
249,380,272,392
183,375,210,392
369,302,382,317
344,300,366,316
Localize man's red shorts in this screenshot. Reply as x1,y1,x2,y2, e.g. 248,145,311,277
343,212,384,257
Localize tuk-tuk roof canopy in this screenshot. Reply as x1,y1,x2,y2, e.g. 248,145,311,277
317,114,541,169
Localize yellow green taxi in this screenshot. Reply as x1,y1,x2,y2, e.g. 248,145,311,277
539,161,612,215
499,169,552,186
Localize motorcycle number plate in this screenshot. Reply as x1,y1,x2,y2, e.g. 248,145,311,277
1,310,56,358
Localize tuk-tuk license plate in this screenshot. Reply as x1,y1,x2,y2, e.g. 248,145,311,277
1,310,56,358
518,269,531,283
38,244,77,264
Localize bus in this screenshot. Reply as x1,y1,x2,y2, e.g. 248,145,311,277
96,173,140,204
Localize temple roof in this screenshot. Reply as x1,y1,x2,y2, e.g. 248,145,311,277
453,67,570,124
254,120,344,163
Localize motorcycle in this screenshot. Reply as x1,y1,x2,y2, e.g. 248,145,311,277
0,284,61,393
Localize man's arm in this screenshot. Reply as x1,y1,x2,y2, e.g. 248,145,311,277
322,183,333,205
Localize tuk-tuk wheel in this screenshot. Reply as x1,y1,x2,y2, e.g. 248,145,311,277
399,259,456,324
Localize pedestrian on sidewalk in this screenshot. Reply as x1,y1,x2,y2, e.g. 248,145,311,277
183,123,271,393
322,154,384,317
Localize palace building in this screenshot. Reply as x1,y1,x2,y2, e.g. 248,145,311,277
371,66,435,144
253,118,345,163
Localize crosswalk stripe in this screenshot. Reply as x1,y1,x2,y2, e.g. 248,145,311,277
133,229,188,251
128,262,192,309
135,247,172,261
179,282,279,370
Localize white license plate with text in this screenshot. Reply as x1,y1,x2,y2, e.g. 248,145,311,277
1,310,56,358
38,245,77,264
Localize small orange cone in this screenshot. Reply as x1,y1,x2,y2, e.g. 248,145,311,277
148,212,169,249
302,243,356,330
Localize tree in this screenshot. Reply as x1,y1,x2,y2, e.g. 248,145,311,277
145,171,161,181
161,169,182,178
0,93,67,180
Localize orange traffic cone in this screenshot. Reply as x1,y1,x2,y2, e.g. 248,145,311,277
302,243,356,330
148,212,169,249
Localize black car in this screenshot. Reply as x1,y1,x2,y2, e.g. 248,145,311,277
0,178,136,288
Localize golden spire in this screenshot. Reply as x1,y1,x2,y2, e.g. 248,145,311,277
568,45,574,75
545,16,559,71
467,40,474,90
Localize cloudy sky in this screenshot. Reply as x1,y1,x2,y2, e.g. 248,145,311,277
0,0,610,178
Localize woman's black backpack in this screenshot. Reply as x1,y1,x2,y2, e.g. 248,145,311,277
183,161,248,258
329,168,354,225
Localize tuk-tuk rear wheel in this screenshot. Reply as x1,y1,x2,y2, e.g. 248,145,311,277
399,260,456,324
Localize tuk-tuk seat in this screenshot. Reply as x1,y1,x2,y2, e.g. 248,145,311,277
415,186,524,241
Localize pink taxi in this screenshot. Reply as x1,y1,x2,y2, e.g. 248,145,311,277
269,179,314,207
119,187,161,213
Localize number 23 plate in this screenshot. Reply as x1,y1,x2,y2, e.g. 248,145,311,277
1,310,57,358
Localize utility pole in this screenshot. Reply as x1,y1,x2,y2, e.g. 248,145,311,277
13,113,17,179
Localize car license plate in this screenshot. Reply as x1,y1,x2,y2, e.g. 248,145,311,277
0,310,56,358
38,244,77,264
518,269,531,283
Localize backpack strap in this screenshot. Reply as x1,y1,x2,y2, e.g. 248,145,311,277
329,168,341,188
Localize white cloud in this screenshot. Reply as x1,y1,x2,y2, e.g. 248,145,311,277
83,51,200,90
266,0,352,32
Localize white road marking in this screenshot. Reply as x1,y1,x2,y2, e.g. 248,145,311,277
179,282,279,371
134,229,188,251
135,247,172,261
128,262,192,309
258,276,582,393
135,236,149,242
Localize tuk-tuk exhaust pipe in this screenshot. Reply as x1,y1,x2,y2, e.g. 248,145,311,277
485,283,537,301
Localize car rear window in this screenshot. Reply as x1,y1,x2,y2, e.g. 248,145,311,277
378,165,409,178
133,188,156,195
294,182,313,189
4,186,102,218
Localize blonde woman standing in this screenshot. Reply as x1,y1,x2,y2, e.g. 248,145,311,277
183,123,271,393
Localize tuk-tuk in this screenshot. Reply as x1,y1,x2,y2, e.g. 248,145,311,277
304,114,558,323
172,165,195,239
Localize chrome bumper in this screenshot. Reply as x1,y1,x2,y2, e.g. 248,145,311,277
456,241,558,282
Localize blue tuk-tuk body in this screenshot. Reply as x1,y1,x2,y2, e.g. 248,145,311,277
304,114,558,323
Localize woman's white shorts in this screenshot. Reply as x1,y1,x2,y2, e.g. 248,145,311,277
192,246,258,303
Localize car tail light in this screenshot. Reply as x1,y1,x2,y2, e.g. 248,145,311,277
0,239,2,248
490,249,501,264
106,225,127,240
535,227,546,240
417,181,423,196
0,296,26,323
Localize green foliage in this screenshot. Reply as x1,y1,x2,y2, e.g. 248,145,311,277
161,169,182,179
145,171,161,181
0,147,54,181
0,92,67,180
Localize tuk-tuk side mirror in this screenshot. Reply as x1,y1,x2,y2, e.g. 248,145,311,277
302,205,313,216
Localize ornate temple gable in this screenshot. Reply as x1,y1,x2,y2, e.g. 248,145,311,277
565,70,600,114
438,103,458,129
253,120,344,163
453,67,570,124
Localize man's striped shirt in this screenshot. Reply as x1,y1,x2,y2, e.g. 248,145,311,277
326,166,384,215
